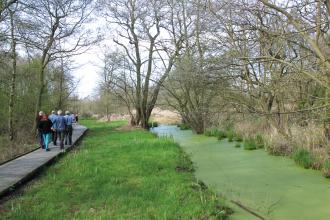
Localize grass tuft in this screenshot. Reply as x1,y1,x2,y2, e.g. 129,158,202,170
227,130,235,142
243,138,257,150
255,134,264,149
234,143,241,148
204,129,219,137
217,130,227,140
293,149,314,169
233,135,243,142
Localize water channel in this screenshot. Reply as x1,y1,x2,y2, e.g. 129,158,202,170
151,125,330,220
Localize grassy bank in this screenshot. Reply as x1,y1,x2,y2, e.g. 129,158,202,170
0,120,230,219
0,137,37,165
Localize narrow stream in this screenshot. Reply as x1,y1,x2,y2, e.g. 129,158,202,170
152,125,330,220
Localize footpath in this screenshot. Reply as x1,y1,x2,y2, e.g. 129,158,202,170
0,124,87,198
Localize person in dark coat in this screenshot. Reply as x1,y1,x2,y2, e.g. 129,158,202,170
38,114,53,151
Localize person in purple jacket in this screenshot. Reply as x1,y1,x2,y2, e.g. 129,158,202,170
54,110,67,151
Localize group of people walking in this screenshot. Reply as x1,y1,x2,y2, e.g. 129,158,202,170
37,110,78,152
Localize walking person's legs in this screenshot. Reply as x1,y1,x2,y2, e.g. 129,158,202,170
59,131,65,150
67,125,73,145
39,131,44,149
52,130,57,145
43,133,50,151
64,128,68,145
57,131,62,149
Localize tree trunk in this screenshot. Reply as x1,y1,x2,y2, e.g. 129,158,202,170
106,104,110,122
324,76,330,139
57,65,64,109
8,9,16,141
33,65,46,131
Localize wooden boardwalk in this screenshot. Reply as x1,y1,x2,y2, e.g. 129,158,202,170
0,124,87,198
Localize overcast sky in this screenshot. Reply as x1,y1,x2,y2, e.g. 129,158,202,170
73,46,101,99
72,14,108,99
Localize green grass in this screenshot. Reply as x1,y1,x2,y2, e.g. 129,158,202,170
233,135,243,142
204,129,220,137
1,120,230,220
293,149,314,169
255,134,264,149
217,131,227,140
243,138,257,150
226,130,235,142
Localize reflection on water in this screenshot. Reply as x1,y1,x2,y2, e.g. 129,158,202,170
152,125,330,220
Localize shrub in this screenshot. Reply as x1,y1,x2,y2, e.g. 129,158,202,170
322,160,330,178
80,112,92,119
266,134,292,156
148,121,158,128
178,123,190,130
217,130,227,140
244,138,257,150
234,143,241,148
227,130,235,142
293,149,314,169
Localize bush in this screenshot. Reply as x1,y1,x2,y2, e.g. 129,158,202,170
217,130,227,140
293,149,314,169
322,160,330,178
227,130,235,142
266,135,292,156
148,121,158,128
234,143,241,148
243,138,257,150
178,123,190,130
80,112,93,119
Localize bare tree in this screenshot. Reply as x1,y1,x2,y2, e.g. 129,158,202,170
18,0,95,130
0,0,18,22
8,4,17,140
99,50,126,121
102,0,184,128
257,0,330,137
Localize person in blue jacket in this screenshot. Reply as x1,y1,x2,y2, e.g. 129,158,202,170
48,110,57,145
54,110,67,150
64,111,74,145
